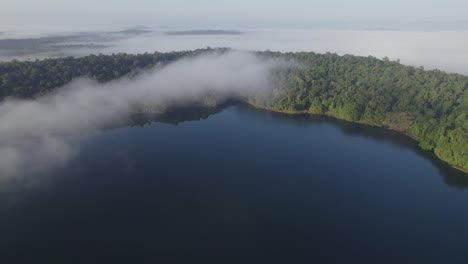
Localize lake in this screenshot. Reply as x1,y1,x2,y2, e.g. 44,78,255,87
0,105,467,263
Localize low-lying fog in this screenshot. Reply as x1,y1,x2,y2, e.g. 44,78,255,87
0,51,284,178
1,28,468,75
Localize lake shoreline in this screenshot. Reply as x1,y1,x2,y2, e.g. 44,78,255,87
246,102,468,174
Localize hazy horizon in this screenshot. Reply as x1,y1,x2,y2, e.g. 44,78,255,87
2,1,468,75
1,27,468,76
1,0,468,30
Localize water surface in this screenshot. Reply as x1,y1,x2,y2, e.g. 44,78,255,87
1,105,467,263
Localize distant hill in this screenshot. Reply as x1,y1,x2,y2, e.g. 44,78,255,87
129,25,151,30
112,29,152,35
112,26,152,35
165,30,243,36
362,27,393,31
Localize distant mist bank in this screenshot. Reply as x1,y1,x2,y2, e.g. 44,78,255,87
1,28,468,75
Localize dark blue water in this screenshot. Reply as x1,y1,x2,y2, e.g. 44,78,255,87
1,105,467,264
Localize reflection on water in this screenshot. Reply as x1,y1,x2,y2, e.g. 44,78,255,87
245,106,468,189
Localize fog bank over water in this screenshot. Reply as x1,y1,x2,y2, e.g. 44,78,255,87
1,28,468,75
0,51,284,178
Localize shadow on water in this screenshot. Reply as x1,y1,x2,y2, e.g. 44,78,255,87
128,103,467,189
131,105,225,127
100,103,227,131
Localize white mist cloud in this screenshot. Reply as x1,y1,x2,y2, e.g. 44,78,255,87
0,51,284,178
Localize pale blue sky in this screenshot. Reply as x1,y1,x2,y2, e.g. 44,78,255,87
1,0,467,29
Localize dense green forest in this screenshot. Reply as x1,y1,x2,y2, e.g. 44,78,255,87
0,49,466,172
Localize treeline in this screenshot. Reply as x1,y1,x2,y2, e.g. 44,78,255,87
0,49,466,171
